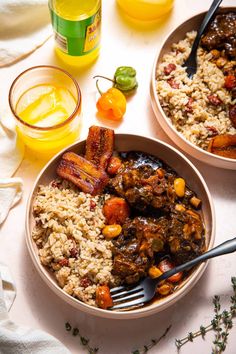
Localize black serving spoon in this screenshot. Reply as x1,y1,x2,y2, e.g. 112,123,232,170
183,0,223,78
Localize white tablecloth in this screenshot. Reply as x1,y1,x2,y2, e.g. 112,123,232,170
0,1,236,353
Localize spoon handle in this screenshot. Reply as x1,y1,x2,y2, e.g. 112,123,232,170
157,237,236,282
186,0,223,64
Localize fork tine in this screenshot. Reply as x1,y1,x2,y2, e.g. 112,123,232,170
110,285,126,294
112,289,144,304
111,297,145,310
111,286,143,299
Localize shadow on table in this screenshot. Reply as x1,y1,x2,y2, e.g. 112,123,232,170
114,1,175,33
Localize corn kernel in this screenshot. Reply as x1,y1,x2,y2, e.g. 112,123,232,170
174,178,186,197
102,224,122,239
148,266,163,279
157,283,172,296
175,204,186,212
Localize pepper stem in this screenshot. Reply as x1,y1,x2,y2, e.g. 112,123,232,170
96,80,103,96
93,75,115,84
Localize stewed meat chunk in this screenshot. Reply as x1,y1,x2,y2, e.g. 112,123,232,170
109,164,176,213
201,12,236,59
168,207,205,264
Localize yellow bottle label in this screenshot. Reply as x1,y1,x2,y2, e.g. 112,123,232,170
50,7,101,56
83,11,101,53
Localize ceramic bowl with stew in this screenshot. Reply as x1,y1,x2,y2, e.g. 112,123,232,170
26,134,215,319
150,7,236,170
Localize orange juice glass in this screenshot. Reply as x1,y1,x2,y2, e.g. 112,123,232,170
9,66,82,158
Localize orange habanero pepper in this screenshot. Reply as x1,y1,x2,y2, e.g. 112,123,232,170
96,80,126,121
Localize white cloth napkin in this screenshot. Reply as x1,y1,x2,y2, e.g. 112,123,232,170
0,114,24,225
0,264,16,312
0,0,52,67
0,265,71,354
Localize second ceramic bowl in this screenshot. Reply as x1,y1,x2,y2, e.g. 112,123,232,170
150,7,236,170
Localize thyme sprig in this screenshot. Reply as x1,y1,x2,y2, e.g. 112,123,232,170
65,322,99,354
175,277,236,353
132,324,172,354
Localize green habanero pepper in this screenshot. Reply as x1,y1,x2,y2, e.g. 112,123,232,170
93,66,138,96
113,66,138,95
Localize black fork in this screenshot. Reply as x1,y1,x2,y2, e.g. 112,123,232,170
183,0,223,78
110,237,236,311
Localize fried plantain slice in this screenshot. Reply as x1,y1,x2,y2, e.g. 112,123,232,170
207,134,236,159
57,152,109,195
85,126,114,169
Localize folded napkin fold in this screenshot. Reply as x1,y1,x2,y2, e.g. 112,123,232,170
0,178,23,225
0,114,24,225
0,0,52,67
0,265,71,354
0,115,24,179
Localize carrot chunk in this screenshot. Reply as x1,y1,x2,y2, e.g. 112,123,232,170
103,197,130,225
95,285,113,309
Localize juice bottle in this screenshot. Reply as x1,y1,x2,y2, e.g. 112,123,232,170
49,0,101,67
116,0,174,22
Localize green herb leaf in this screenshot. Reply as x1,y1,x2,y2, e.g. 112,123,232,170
65,322,72,331
81,337,89,346
200,325,206,337
73,328,79,336
187,332,194,341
